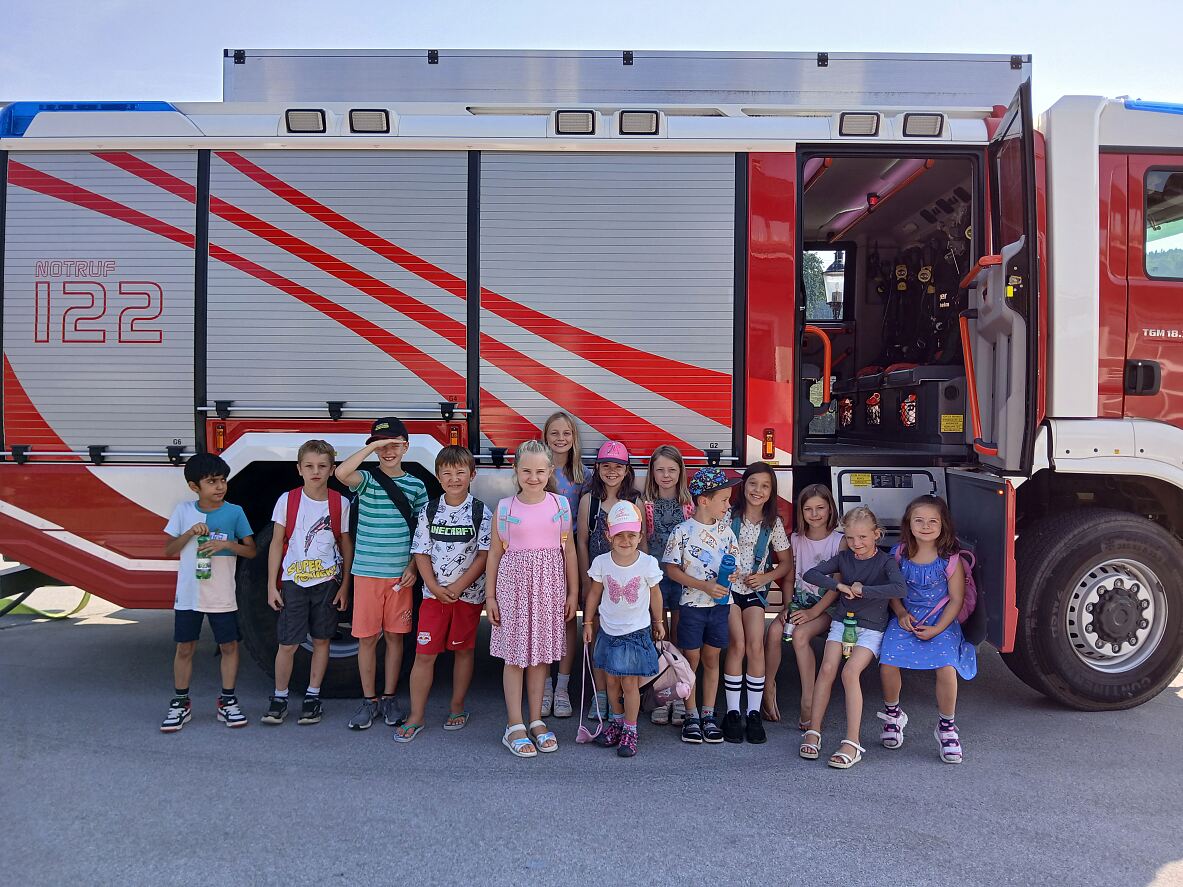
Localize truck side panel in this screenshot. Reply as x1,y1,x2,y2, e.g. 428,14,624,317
3,151,197,454
478,152,736,454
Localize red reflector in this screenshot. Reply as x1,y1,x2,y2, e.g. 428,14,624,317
867,192,881,208
762,428,775,460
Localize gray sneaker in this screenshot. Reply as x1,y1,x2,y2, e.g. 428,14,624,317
349,698,379,731
380,695,404,727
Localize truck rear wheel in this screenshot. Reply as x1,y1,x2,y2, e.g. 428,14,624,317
236,524,373,699
1004,508,1183,711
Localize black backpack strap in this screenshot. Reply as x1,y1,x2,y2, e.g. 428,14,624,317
426,496,441,528
471,498,486,537
365,466,417,534
589,493,601,535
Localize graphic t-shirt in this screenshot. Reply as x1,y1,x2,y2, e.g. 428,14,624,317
165,500,253,613
271,491,351,587
588,551,664,636
350,470,428,579
661,518,739,608
731,516,791,594
648,497,692,557
411,494,492,605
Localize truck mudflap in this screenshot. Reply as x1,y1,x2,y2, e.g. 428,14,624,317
946,468,1017,650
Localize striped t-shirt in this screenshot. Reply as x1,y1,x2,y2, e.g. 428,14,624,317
349,470,429,579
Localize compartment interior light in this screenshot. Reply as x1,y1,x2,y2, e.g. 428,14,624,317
349,109,390,133
555,110,596,135
619,110,659,135
285,109,326,133
903,113,944,137
839,112,880,137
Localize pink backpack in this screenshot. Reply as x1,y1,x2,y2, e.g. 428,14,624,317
640,640,696,710
892,544,977,624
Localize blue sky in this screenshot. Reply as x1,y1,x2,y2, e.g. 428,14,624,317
2,0,1180,114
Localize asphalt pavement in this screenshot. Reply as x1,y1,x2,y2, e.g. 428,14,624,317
2,591,1182,887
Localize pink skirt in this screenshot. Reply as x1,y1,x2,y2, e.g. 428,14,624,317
490,548,568,668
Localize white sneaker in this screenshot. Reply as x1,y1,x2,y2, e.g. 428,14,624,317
671,698,687,726
650,703,671,725
552,688,573,718
541,682,553,718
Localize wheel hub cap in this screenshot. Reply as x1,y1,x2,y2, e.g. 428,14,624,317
1066,560,1166,673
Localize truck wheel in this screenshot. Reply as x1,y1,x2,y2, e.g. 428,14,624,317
236,524,372,699
1004,508,1183,711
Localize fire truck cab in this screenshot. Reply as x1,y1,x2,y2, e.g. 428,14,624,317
1,50,1181,708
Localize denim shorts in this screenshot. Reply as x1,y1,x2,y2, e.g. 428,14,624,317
659,576,681,610
676,603,729,651
174,609,239,645
594,627,659,677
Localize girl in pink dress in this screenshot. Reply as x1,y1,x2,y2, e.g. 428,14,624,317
487,439,579,757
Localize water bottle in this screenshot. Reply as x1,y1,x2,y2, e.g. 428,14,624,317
195,534,212,581
782,601,799,641
714,554,737,605
841,611,859,658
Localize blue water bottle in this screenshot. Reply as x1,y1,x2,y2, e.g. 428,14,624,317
714,554,737,606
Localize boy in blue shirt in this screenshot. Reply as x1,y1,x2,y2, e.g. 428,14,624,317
161,453,256,732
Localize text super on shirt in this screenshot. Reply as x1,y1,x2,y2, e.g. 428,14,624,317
164,500,253,613
271,491,351,586
662,518,739,608
411,494,492,605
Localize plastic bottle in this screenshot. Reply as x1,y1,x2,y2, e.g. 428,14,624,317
841,611,859,658
714,554,737,606
782,595,800,641
195,534,212,581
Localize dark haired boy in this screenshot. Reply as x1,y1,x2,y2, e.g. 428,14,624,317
335,418,429,731
161,452,257,732
662,467,740,745
394,446,491,741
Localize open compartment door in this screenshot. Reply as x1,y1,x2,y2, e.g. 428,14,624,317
964,80,1040,472
946,469,1017,650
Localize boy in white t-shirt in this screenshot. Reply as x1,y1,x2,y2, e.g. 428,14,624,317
262,440,353,726
395,446,491,741
662,467,740,745
161,452,257,733
583,500,665,757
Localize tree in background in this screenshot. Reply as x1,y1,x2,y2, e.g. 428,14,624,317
803,250,829,317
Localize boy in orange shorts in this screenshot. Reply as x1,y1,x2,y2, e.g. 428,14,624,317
335,418,428,731
393,446,491,741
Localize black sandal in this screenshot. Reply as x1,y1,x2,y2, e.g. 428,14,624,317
680,716,704,744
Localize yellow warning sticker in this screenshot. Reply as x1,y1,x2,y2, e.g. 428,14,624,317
941,414,965,433
849,473,872,487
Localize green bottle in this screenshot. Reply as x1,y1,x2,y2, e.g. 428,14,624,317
841,611,859,658
195,535,212,581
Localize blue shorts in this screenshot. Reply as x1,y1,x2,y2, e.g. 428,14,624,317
676,603,729,651
659,576,681,610
174,609,240,645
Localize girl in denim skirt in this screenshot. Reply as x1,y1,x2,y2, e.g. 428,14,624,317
583,500,665,757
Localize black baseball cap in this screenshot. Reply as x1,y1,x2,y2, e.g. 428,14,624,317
366,417,409,444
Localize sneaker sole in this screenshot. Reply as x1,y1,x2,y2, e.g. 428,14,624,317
217,715,248,728
261,714,286,725
680,733,704,744
298,715,322,725
703,734,725,744
349,721,373,730
160,710,192,733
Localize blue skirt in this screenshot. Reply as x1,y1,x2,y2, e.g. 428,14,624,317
594,627,659,677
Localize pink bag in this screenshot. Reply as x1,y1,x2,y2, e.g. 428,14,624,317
575,640,602,744
893,545,977,624
640,640,696,711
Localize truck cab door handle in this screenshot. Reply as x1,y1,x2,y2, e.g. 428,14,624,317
1124,359,1161,396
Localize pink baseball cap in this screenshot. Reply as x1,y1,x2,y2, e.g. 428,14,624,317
606,500,642,536
596,440,630,465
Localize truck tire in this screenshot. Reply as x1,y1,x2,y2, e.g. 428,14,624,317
236,524,374,699
1003,508,1183,711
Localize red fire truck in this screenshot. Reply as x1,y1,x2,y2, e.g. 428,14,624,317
2,50,1181,708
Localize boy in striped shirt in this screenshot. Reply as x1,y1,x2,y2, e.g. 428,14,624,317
335,417,429,731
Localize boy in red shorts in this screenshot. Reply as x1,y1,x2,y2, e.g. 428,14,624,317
393,446,491,741
335,418,429,731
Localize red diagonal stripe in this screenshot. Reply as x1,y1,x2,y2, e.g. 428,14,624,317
215,150,732,426
2,354,79,457
7,160,534,446
98,152,697,451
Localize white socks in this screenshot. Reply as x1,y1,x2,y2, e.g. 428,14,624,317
745,674,765,714
556,673,570,692
724,674,743,714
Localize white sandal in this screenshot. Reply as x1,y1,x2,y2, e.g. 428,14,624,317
878,708,909,749
529,719,559,753
827,739,866,769
800,729,822,760
935,721,963,764
502,723,537,758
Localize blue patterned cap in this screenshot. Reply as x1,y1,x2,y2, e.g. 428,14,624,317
688,466,742,499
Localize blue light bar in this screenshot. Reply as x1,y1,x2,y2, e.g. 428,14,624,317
1123,99,1183,117
0,101,176,137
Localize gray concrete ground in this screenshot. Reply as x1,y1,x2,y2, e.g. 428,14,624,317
2,589,1182,887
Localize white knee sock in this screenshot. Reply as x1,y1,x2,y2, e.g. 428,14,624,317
745,674,765,713
723,673,743,714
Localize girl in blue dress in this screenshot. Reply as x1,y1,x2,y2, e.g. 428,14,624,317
878,495,976,764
